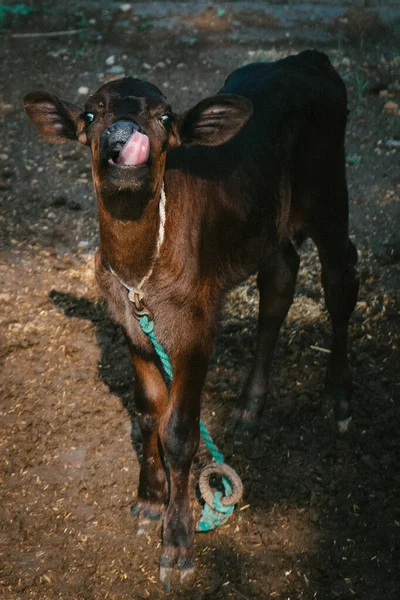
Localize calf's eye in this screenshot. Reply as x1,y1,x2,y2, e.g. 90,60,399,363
83,112,95,125
159,114,170,127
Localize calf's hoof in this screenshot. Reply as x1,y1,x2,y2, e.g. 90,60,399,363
325,386,352,433
159,553,195,590
131,499,164,535
225,402,264,451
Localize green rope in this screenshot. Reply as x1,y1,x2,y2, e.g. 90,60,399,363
140,315,173,381
139,314,237,531
199,420,225,463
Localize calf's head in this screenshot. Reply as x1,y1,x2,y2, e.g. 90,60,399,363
24,77,252,218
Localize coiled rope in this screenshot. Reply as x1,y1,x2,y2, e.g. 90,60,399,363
139,314,243,531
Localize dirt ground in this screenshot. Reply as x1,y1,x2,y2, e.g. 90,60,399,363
1,1,399,599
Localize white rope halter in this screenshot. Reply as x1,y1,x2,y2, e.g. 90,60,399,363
108,183,166,312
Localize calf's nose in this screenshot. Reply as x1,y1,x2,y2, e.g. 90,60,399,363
103,120,139,147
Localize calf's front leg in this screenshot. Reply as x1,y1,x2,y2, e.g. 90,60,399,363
158,339,213,588
128,346,169,523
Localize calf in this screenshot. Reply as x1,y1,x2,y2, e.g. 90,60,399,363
24,50,358,585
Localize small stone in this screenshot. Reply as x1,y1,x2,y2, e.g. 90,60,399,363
47,48,67,59
142,63,152,70
156,61,166,69
1,103,13,113
2,166,12,178
78,86,89,95
384,100,399,115
107,65,125,74
78,240,89,248
0,153,9,161
177,63,185,69
342,57,351,68
120,3,132,12
105,55,116,66
385,139,400,148
47,212,56,219
379,89,389,98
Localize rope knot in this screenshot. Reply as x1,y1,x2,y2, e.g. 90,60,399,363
139,314,155,334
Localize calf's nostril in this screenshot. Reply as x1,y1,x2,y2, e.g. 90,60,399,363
104,120,139,146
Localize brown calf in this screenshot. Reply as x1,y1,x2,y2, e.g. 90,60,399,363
24,50,359,586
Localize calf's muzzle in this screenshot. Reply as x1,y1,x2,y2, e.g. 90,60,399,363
102,120,149,166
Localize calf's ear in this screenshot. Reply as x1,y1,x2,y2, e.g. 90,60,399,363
24,91,85,144
178,94,253,147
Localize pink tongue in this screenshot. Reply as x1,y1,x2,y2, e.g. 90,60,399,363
116,130,150,166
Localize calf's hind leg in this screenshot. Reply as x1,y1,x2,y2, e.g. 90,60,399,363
313,233,359,432
232,241,299,443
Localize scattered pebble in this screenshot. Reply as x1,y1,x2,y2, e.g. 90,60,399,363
47,48,68,59
0,153,9,161
1,103,13,113
105,55,116,66
78,86,90,95
120,3,132,12
342,57,351,68
142,63,152,70
156,61,166,69
385,139,400,148
383,100,399,115
107,65,125,74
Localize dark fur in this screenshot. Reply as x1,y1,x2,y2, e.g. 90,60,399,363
24,50,359,583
